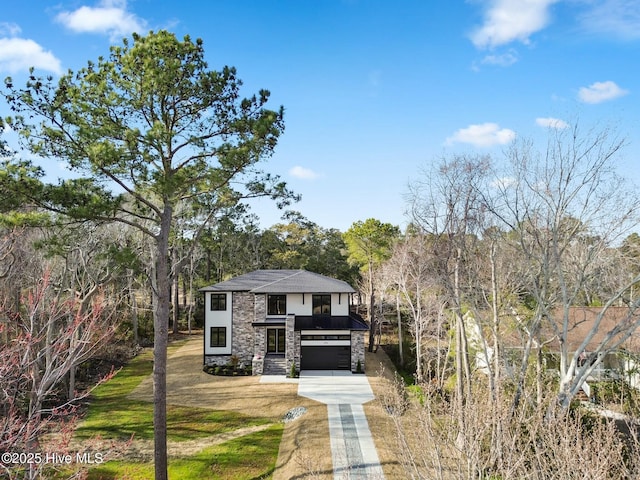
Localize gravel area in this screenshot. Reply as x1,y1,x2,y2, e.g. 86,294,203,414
282,406,308,423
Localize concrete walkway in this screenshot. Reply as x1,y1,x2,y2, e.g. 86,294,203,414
298,371,385,479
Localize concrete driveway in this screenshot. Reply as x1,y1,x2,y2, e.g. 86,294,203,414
298,371,385,479
297,370,375,405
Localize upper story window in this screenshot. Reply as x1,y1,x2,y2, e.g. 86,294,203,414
268,294,287,315
210,293,227,311
312,294,331,316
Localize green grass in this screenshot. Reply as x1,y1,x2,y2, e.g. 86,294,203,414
77,398,271,442
60,341,284,479
75,344,270,442
84,424,284,480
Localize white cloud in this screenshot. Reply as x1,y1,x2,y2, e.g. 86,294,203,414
578,81,628,104
480,49,519,67
445,123,516,147
0,22,22,37
289,166,322,180
55,0,146,41
0,37,62,74
470,0,559,49
535,117,569,129
578,0,640,40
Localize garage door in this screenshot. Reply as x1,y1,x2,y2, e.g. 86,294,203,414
300,331,351,370
301,345,351,370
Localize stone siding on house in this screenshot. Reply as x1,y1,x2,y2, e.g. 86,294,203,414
254,293,266,323
254,325,266,357
294,331,301,372
231,292,255,365
285,314,299,373
351,330,366,372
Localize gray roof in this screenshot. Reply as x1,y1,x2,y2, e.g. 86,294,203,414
200,269,356,294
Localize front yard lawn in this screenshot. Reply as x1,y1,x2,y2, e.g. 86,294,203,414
83,424,283,480
61,341,282,479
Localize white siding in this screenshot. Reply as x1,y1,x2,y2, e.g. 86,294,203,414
204,292,232,355
284,293,310,316
266,293,350,317
331,293,349,316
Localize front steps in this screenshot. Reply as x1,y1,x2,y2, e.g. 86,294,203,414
263,355,287,375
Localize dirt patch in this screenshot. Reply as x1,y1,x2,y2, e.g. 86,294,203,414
364,347,407,479
124,424,276,462
128,339,311,419
273,402,333,479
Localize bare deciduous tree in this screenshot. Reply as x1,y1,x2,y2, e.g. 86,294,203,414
385,232,450,385
494,125,640,407
408,154,492,443
0,272,117,480
380,374,640,479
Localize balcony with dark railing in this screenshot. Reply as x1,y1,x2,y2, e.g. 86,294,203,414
294,312,369,331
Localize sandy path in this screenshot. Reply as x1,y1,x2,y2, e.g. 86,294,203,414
120,423,276,462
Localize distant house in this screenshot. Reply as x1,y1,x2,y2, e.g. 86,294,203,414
200,269,369,375
472,307,640,389
547,307,640,387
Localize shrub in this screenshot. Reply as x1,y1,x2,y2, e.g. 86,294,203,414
228,355,240,370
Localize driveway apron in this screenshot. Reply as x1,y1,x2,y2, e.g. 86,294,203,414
298,371,385,479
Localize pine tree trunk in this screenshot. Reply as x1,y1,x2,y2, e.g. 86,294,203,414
153,206,171,480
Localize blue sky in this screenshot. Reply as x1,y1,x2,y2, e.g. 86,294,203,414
1,0,639,231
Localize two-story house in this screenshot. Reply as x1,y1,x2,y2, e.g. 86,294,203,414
200,269,369,375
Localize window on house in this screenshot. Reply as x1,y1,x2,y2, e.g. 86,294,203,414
210,293,227,311
301,334,350,341
268,295,287,315
312,294,331,316
210,327,227,347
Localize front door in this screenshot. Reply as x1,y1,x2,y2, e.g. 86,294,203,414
267,328,286,354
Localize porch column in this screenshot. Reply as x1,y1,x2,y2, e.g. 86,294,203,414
286,314,298,373
351,331,366,373
252,327,265,375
